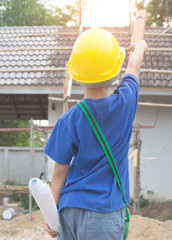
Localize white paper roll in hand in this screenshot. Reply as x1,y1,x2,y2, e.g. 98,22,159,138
28,178,60,232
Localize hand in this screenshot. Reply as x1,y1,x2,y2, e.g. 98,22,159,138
129,39,148,54
45,222,59,238
125,39,148,77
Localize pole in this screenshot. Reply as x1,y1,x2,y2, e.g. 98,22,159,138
29,118,34,221
136,128,141,213
43,131,48,182
133,148,138,213
166,0,169,27
129,0,132,30
129,10,146,214
79,0,82,27
63,64,68,113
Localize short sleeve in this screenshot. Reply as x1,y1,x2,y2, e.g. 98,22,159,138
44,118,78,165
114,74,139,122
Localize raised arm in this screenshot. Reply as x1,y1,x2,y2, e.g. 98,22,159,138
125,39,148,80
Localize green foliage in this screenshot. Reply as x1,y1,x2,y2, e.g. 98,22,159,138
140,194,151,208
135,0,145,10
0,120,30,146
147,190,154,196
166,211,172,220
135,0,172,26
34,129,46,148
146,0,166,26
4,181,27,186
13,191,38,210
140,190,155,208
62,0,87,27
0,0,75,26
69,0,82,26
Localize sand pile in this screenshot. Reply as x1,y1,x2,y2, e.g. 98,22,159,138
0,210,172,240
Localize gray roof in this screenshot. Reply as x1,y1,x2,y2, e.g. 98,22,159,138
0,26,172,88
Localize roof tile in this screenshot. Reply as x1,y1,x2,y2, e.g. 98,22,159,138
0,26,171,88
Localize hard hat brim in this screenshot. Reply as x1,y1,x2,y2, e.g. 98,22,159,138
68,47,125,84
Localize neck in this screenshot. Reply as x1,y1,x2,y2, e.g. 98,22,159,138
84,87,110,99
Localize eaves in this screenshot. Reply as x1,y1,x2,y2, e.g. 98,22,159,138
1,84,172,96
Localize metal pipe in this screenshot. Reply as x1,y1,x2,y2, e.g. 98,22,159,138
139,125,154,128
0,67,171,74
1,47,172,52
138,102,172,108
48,97,79,103
0,47,73,52
0,127,54,132
147,48,172,52
49,97,172,108
0,67,66,72
0,128,30,132
145,32,172,37
163,25,172,33
0,31,171,40
121,68,172,74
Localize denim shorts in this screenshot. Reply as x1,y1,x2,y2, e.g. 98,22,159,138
58,207,125,240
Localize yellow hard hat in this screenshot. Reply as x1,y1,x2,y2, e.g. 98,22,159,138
68,27,125,84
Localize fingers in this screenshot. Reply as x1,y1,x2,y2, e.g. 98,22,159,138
128,39,148,53
128,44,135,51
45,223,59,238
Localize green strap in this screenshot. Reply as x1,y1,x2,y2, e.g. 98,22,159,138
78,99,130,223
78,99,127,204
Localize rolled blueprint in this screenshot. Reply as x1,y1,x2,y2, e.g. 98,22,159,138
29,178,60,232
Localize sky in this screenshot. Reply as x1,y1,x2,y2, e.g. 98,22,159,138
45,0,137,27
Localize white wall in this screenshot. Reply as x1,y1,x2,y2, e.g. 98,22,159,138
129,95,172,201
0,147,44,184
48,94,63,126
47,94,63,181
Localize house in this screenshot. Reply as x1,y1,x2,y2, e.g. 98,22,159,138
0,26,172,201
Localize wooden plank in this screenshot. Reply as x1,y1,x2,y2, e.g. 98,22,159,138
129,10,146,59
131,10,146,43
63,64,72,112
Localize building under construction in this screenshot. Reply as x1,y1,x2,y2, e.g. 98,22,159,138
0,21,171,210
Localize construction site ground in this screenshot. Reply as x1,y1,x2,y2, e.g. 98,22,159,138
0,185,172,240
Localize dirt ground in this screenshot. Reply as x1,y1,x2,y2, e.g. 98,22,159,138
1,185,172,240
0,210,172,240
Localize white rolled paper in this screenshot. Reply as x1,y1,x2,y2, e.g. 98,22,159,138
28,178,60,232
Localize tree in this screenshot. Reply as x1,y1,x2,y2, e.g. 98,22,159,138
62,0,87,27
0,120,30,147
0,0,75,26
135,0,172,27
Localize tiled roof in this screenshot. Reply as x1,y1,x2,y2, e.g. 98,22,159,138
0,26,171,88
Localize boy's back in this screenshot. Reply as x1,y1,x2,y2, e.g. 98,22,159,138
44,28,148,239
44,74,139,213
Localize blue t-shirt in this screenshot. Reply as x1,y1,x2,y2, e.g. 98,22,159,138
44,74,139,213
